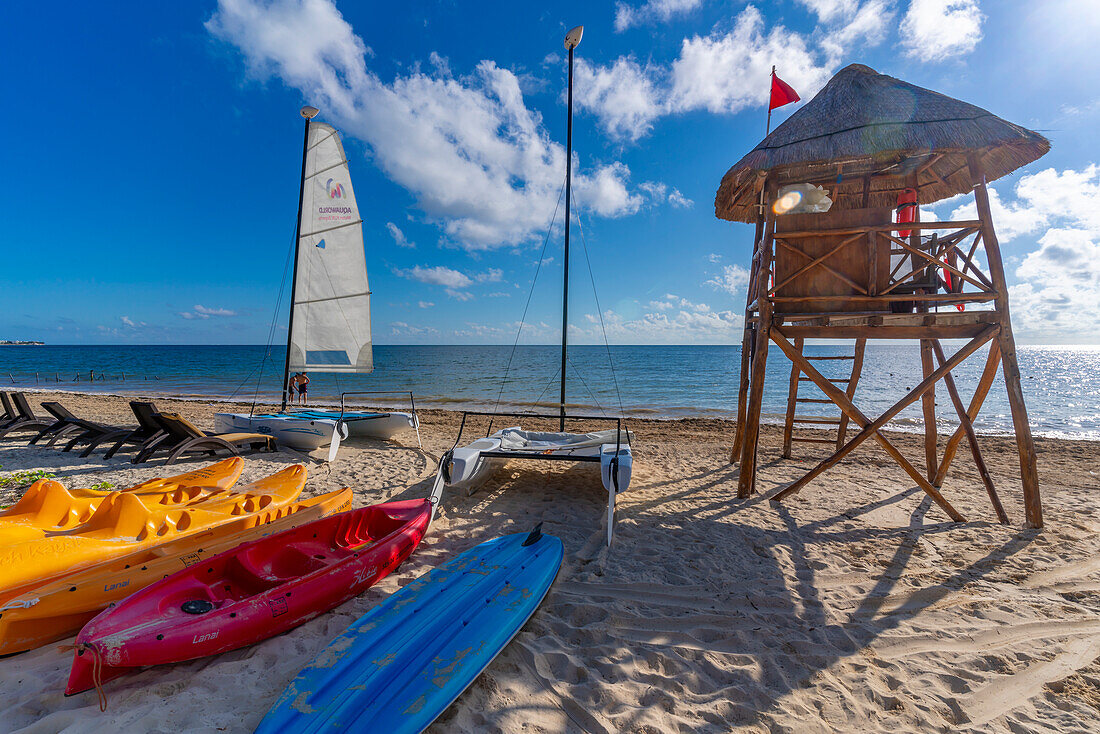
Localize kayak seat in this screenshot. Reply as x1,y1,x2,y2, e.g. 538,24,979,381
333,507,405,549
230,544,326,588
2,479,90,529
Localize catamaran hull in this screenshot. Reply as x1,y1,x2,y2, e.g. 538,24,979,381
291,411,418,440
433,434,633,545
213,413,347,452
346,411,417,440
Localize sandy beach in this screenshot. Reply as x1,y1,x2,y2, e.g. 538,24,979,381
0,391,1097,732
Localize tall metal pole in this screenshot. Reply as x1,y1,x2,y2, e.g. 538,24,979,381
281,106,317,412
559,43,576,431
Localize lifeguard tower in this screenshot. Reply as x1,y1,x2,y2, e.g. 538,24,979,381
715,64,1047,527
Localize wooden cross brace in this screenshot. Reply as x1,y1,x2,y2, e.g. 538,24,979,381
768,324,999,522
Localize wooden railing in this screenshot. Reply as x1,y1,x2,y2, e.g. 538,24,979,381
747,219,997,312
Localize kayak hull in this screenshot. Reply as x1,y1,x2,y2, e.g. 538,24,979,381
0,465,306,597
0,458,244,543
66,499,431,695
256,529,563,733
0,488,351,656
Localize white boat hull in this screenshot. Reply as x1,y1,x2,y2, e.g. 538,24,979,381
214,413,348,454
430,427,633,545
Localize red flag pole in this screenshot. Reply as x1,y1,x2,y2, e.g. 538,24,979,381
758,66,777,218
766,65,775,137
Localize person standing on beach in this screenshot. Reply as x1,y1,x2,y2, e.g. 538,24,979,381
287,373,301,404
297,372,309,405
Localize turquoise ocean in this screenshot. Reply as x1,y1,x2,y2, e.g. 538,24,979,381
1,344,1098,439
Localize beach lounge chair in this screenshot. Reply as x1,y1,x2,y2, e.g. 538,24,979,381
36,402,134,454
0,393,54,439
28,402,123,450
132,412,276,465
0,392,19,428
99,401,166,459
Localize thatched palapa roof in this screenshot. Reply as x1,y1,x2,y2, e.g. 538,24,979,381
714,64,1049,223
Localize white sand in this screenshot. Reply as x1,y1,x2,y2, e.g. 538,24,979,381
2,392,1100,732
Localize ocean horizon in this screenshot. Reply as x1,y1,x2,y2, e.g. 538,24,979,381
2,343,1098,440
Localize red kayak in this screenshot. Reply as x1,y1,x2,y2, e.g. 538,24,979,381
66,499,431,696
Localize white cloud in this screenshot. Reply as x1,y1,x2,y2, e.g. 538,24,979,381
390,321,439,336
195,305,237,317
395,265,472,289
647,294,712,312
573,162,645,217
475,268,503,283
180,305,236,320
386,222,415,248
900,0,983,62
1010,228,1100,341
395,264,506,300
818,1,896,61
207,0,665,251
120,316,146,328
574,58,664,140
668,188,693,208
418,301,434,308
950,165,1100,243
797,0,861,22
574,6,834,141
584,302,741,344
706,264,751,296
669,7,832,115
707,253,722,263
614,0,704,32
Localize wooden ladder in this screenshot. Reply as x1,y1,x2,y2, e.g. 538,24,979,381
782,338,867,457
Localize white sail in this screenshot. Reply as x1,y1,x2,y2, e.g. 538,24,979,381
288,122,373,374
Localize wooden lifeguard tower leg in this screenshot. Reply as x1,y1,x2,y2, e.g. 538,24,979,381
931,339,1009,523
736,200,777,497
769,326,996,522
732,214,768,464
969,155,1042,528
731,319,754,463
920,339,938,482
835,339,866,450
782,338,864,457
934,342,1001,486
781,338,804,458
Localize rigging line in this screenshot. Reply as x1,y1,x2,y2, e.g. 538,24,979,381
533,364,563,408
569,186,626,418
491,178,567,416
566,354,608,416
245,229,296,413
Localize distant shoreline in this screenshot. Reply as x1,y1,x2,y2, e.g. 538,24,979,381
0,341,44,346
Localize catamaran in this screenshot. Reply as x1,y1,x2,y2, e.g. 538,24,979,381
215,107,418,459
429,26,633,545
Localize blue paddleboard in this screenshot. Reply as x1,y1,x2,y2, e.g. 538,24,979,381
256,526,564,733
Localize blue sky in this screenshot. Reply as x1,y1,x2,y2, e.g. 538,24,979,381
2,0,1098,345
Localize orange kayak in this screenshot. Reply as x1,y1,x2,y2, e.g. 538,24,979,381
0,486,351,655
0,458,244,543
0,464,306,596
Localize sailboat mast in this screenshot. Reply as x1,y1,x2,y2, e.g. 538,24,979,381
281,105,319,412
560,26,583,431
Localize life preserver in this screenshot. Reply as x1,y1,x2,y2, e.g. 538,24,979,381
895,188,917,239
942,248,965,311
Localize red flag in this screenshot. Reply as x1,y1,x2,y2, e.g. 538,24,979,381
769,72,800,111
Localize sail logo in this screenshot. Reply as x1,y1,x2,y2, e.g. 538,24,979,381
316,239,326,249
326,178,345,199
